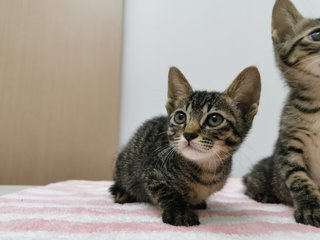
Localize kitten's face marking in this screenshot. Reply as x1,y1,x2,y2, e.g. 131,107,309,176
281,26,320,76
168,96,235,161
166,67,261,165
272,0,320,87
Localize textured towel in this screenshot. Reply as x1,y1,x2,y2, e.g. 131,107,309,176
0,178,320,239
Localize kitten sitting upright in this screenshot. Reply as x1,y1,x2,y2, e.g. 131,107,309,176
244,0,320,228
110,66,261,226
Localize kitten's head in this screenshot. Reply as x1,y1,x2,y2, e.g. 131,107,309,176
166,67,261,164
272,0,320,88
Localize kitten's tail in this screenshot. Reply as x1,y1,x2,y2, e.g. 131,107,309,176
243,157,280,203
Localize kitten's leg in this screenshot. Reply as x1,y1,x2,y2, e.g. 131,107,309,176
243,157,281,203
109,182,137,204
190,201,207,210
276,151,320,227
146,180,200,226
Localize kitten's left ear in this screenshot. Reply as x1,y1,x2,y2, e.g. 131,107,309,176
166,67,193,114
224,66,261,121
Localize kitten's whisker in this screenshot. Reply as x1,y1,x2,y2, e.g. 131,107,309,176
152,143,173,156
158,146,172,158
161,146,176,169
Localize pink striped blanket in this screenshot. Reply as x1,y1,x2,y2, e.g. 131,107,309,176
0,178,320,239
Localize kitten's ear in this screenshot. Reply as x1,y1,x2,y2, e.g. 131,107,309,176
224,66,261,121
272,0,303,43
166,67,193,114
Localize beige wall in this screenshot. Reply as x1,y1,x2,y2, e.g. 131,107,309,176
0,0,122,184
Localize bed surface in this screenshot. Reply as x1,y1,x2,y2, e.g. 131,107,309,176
0,186,33,196
0,178,319,239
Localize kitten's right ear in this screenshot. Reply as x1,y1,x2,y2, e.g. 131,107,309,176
272,0,303,43
166,67,193,114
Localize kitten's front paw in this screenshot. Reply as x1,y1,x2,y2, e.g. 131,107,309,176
190,201,207,210
294,206,320,227
162,208,200,226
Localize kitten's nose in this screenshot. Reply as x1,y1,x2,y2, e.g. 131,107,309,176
183,132,198,142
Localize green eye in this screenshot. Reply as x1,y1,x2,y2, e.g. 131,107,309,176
206,113,224,127
308,31,320,41
174,111,186,124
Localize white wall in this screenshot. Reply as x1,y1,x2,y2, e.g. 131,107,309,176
120,0,320,177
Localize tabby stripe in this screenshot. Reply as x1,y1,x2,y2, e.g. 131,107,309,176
289,178,308,193
180,170,199,184
219,126,231,132
296,127,310,132
279,146,304,156
290,137,304,145
285,166,306,179
281,159,302,170
182,163,204,183
224,138,238,147
299,42,309,47
212,134,223,141
299,44,320,53
214,164,224,174
188,165,225,186
296,195,320,208
305,49,320,55
296,95,312,102
226,120,241,138
206,103,214,112
185,102,191,111
293,103,320,114
190,171,216,186
287,146,304,154
281,36,304,66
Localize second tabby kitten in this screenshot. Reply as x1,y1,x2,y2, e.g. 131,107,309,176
111,66,261,226
244,0,320,227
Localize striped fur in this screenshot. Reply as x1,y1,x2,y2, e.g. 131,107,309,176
244,0,320,228
111,66,260,226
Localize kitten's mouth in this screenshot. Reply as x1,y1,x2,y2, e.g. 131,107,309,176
184,144,205,153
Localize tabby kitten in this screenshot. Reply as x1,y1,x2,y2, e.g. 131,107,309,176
110,66,261,226
244,0,320,227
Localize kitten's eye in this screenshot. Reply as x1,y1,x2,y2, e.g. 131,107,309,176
206,113,224,128
308,31,320,42
174,111,186,124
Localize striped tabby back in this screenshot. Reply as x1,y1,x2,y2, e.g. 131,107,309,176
111,66,261,226
244,0,320,228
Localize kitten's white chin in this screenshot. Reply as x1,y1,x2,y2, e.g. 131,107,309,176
180,146,212,161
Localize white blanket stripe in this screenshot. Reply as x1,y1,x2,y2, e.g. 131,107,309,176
0,178,319,240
